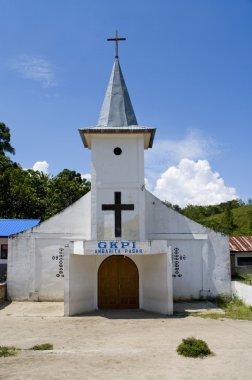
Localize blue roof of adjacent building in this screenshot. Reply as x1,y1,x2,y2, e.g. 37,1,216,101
0,219,40,236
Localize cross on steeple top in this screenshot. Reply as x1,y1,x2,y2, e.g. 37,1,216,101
107,30,126,58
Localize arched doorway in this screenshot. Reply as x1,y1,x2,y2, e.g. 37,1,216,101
98,255,139,309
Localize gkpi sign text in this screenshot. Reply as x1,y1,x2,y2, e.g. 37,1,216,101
95,241,143,254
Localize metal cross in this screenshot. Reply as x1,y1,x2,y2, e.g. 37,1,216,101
102,192,134,237
107,30,126,58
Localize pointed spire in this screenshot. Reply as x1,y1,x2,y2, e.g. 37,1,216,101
97,58,138,128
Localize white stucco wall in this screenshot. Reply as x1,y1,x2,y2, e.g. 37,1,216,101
91,134,146,241
65,252,97,315
232,281,252,306
145,190,231,299
7,162,232,305
141,253,173,314
65,247,173,316
7,192,91,301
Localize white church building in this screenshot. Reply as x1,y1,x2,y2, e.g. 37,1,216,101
7,38,231,315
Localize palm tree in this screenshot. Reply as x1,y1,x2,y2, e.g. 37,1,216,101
0,122,15,156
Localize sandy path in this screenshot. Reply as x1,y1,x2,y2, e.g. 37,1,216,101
0,303,252,379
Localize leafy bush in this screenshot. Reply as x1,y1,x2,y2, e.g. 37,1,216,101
0,272,7,283
30,343,53,350
0,346,18,357
177,337,213,358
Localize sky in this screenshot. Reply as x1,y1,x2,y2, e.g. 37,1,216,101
1,0,252,207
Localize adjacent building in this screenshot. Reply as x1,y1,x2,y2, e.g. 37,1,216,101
230,236,252,276
0,219,39,275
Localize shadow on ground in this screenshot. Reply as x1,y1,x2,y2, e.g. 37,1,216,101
0,300,11,310
78,301,223,319
0,301,223,319
76,309,188,319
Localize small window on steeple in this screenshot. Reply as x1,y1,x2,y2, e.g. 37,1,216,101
114,147,122,155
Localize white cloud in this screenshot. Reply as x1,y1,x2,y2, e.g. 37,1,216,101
81,173,91,181
33,161,49,174
145,129,216,189
145,129,238,207
144,177,151,191
10,55,57,88
154,158,238,207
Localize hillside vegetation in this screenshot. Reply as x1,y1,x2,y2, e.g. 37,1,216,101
200,204,252,236
166,200,252,236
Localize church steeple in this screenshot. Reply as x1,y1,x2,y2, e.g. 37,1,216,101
97,58,138,128
79,33,155,150
78,33,156,242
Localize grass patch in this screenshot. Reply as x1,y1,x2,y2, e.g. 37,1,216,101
197,313,222,320
0,346,19,357
215,295,252,320
194,295,252,321
233,274,252,285
30,343,53,351
177,337,213,358
0,343,54,357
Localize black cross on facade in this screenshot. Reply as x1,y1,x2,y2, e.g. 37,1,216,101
107,30,126,58
102,192,134,237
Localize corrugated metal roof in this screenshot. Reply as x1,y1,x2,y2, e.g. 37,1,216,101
229,236,252,252
0,219,40,236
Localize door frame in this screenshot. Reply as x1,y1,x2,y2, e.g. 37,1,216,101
97,255,139,309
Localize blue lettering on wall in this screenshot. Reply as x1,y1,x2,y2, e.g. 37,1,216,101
95,241,141,255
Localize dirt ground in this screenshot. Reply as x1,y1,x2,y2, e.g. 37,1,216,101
0,302,252,380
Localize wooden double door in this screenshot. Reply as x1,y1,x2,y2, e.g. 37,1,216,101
98,255,139,309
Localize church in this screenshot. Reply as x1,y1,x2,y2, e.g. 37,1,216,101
7,35,232,315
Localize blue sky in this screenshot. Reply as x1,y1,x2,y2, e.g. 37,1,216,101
1,0,252,206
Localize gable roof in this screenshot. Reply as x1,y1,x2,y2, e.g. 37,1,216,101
0,219,40,237
229,236,252,252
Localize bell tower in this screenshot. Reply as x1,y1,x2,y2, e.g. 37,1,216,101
79,33,155,241
65,33,173,317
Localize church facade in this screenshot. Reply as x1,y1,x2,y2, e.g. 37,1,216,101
7,46,232,315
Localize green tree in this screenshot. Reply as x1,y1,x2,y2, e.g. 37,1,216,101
173,204,182,213
222,203,236,235
247,209,252,234
0,156,50,219
0,122,15,156
182,204,205,223
0,159,91,220
44,169,90,219
164,201,182,213
0,126,91,219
